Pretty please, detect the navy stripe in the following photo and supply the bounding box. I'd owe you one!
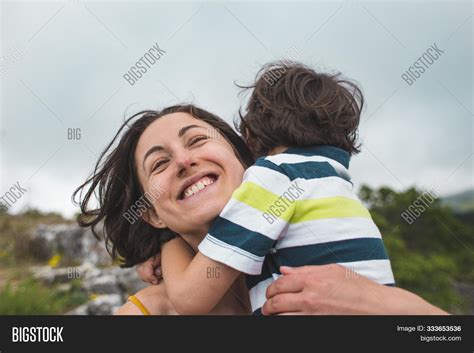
[275,238,389,266]
[246,238,392,310]
[246,237,389,290]
[254,157,287,175]
[279,161,340,181]
[208,217,275,258]
[285,145,350,169]
[254,158,344,183]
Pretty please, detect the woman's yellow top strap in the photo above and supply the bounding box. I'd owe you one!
[127,295,151,315]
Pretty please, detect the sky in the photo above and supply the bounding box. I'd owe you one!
[1,0,473,218]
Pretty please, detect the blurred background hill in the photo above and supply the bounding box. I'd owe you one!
[441,189,474,217]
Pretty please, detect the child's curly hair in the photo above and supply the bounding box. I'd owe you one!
[238,61,364,158]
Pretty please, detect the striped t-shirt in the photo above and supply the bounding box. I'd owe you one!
[198,145,395,314]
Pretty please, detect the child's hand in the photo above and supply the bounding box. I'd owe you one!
[136,254,162,285]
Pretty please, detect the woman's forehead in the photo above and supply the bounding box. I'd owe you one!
[154,112,207,133]
[140,113,211,143]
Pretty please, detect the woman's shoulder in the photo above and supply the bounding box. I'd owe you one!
[115,283,177,315]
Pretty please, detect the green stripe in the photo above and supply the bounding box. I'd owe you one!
[292,197,371,223]
[232,181,294,222]
[233,182,371,223]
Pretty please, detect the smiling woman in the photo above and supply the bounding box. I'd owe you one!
[73,104,254,268]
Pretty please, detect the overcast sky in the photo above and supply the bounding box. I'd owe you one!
[1,0,472,218]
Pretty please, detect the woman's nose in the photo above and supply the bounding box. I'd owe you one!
[176,152,197,177]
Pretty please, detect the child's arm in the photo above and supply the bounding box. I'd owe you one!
[161,236,240,314]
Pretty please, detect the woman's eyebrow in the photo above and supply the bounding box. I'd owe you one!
[142,145,164,170]
[178,124,206,137]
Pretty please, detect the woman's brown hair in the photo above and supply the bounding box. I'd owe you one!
[237,61,364,158]
[72,104,254,268]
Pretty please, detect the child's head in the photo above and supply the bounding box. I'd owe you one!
[238,61,364,158]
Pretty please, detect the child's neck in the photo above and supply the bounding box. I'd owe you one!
[267,146,288,156]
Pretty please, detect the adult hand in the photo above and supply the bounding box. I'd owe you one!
[262,264,448,315]
[136,253,162,285]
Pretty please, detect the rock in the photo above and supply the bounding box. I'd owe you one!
[112,267,147,295]
[65,304,89,316]
[69,261,96,280]
[56,283,72,293]
[27,235,55,260]
[84,275,120,295]
[31,266,71,285]
[29,224,112,266]
[87,294,122,315]
[74,262,103,281]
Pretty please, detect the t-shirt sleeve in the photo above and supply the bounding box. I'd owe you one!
[198,159,295,275]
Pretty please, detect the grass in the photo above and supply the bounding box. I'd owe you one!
[0,277,88,315]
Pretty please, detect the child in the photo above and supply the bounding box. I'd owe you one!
[161,62,395,314]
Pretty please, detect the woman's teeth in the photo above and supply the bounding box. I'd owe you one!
[183,176,215,199]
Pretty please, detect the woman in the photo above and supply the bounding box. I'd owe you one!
[73,104,447,315]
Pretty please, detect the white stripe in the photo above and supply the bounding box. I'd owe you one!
[248,275,280,312]
[290,176,356,201]
[266,153,351,181]
[244,166,355,202]
[277,217,382,249]
[242,164,292,196]
[198,235,264,275]
[220,198,290,241]
[338,259,395,284]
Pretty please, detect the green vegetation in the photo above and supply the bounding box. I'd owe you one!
[0,277,88,315]
[360,186,474,313]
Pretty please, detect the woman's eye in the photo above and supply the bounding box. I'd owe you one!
[151,160,168,172]
[189,136,207,146]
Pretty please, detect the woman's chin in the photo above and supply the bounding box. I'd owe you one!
[191,202,223,222]
[177,199,225,233]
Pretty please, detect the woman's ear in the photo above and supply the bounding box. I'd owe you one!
[142,207,167,229]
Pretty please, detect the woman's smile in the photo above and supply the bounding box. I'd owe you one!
[178,173,219,201]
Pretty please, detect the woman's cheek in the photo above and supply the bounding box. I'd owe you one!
[148,181,163,199]
[146,175,170,208]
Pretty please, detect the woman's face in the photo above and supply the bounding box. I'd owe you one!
[134,112,245,238]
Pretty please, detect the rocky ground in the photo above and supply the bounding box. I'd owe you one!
[27,223,146,315]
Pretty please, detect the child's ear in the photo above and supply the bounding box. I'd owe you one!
[142,208,167,229]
